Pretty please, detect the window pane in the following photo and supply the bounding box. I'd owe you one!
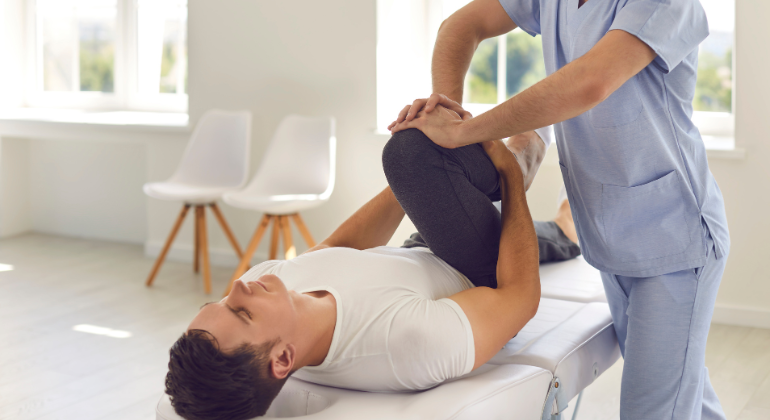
[79,14,116,92]
[41,16,76,91]
[695,0,734,113]
[465,37,498,104]
[505,30,545,99]
[38,0,116,93]
[137,0,188,95]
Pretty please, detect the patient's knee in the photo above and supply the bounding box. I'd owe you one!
[382,129,437,179]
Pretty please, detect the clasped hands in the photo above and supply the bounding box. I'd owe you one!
[387,93,474,149]
[387,93,519,176]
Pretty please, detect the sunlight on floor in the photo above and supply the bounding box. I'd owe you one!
[73,324,132,338]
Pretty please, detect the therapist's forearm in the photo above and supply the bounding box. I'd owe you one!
[458,58,603,145]
[321,187,405,250]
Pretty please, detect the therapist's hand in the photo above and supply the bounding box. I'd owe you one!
[390,105,466,149]
[387,93,472,132]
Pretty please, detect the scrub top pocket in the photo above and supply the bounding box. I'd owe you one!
[601,171,692,262]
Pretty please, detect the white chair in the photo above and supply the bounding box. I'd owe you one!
[222,115,336,296]
[144,109,252,294]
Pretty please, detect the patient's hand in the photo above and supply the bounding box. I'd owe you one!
[505,131,546,191]
[481,140,519,175]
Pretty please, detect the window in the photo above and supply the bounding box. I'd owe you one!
[463,29,545,116]
[26,0,187,112]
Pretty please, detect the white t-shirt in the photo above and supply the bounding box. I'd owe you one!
[239,246,475,392]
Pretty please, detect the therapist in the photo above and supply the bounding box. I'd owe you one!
[389,0,730,419]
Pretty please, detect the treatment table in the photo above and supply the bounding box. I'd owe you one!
[156,256,618,420]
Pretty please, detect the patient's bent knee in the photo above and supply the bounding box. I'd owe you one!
[382,129,438,180]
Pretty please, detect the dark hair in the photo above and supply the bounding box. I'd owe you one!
[165,329,289,420]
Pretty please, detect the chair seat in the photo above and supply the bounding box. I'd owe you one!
[223,190,329,215]
[143,182,239,204]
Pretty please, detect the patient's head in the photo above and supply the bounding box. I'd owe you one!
[165,275,299,420]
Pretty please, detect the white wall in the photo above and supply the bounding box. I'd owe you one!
[27,138,148,243]
[0,137,31,237]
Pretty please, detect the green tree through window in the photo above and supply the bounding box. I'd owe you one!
[465,30,545,105]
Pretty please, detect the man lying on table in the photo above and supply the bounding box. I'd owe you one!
[164,121,580,420]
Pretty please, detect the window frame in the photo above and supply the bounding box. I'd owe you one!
[24,0,187,113]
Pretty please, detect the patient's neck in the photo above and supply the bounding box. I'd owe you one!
[292,290,338,369]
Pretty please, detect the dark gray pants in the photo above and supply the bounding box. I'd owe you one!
[383,129,580,289]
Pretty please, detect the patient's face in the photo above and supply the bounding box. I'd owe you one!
[188,274,296,352]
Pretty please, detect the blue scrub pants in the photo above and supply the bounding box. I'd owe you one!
[601,235,728,420]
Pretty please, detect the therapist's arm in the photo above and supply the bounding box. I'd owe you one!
[302,187,405,255]
[392,30,657,148]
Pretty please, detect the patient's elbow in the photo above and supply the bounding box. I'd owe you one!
[524,281,541,320]
[527,294,540,320]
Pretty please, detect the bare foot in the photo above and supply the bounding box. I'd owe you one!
[553,197,579,244]
[504,131,546,191]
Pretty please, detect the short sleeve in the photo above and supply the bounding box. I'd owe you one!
[388,298,475,390]
[534,125,554,150]
[498,0,541,37]
[609,0,709,73]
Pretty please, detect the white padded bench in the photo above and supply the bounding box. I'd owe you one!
[540,256,606,303]
[158,364,554,420]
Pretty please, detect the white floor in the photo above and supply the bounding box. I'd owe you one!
[1,233,768,420]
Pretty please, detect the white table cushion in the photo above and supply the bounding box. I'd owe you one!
[143,181,239,204]
[156,364,553,420]
[540,256,607,303]
[489,298,620,414]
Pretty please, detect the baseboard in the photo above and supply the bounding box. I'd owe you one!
[712,304,770,329]
[144,241,269,268]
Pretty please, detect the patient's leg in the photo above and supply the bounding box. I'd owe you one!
[383,128,579,288]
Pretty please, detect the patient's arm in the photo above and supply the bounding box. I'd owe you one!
[302,186,406,255]
[448,140,540,369]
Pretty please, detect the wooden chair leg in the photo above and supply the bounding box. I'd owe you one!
[198,206,212,294]
[291,213,316,248]
[209,203,245,259]
[193,206,200,273]
[269,215,281,260]
[280,216,297,260]
[223,214,272,297]
[146,204,191,287]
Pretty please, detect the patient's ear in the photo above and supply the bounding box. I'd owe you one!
[270,343,296,380]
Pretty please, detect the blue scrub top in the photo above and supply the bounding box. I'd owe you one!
[499,0,729,277]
